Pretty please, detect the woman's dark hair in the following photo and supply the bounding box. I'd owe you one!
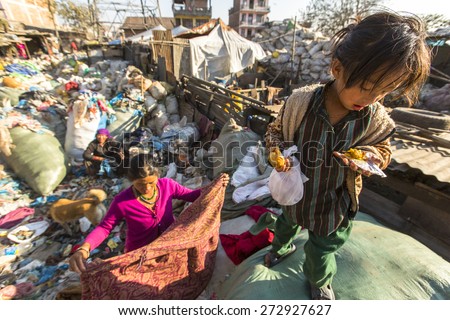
[331,11,431,106]
[127,154,159,181]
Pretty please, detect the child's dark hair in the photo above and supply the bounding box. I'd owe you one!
[127,154,159,181]
[331,11,431,106]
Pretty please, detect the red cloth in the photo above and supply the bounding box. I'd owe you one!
[97,99,108,112]
[220,229,274,265]
[219,206,275,265]
[0,207,34,230]
[64,81,79,92]
[70,42,78,51]
[246,205,274,221]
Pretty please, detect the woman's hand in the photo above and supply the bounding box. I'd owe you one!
[220,173,230,187]
[91,257,103,266]
[69,244,90,274]
[69,250,88,274]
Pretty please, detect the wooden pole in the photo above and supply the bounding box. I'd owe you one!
[42,36,52,56]
[156,0,162,18]
[141,76,146,127]
[24,42,31,59]
[289,16,297,88]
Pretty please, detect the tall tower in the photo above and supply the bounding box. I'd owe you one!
[97,0,161,38]
[172,0,212,28]
[229,0,270,39]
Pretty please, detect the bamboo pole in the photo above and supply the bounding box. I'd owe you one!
[290,15,297,85]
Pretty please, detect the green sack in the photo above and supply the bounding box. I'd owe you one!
[0,87,25,107]
[218,213,450,300]
[34,110,67,147]
[2,127,68,195]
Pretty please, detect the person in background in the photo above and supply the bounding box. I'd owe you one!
[264,11,431,300]
[70,40,78,53]
[16,43,27,59]
[83,128,123,177]
[69,154,229,273]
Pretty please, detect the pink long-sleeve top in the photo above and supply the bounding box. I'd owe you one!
[84,178,201,253]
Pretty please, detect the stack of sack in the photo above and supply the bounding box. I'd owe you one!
[253,19,332,83]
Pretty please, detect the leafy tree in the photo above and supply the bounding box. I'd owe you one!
[56,0,97,34]
[300,0,384,36]
[46,0,59,36]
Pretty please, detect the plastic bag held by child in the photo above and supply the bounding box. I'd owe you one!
[268,146,308,205]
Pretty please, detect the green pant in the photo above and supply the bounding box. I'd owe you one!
[270,210,302,256]
[271,211,353,288]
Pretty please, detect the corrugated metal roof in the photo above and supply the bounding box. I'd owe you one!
[121,17,176,31]
[390,136,450,183]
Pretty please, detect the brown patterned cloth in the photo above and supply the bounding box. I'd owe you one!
[80,175,227,300]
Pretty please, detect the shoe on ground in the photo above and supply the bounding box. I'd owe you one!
[310,283,335,300]
[263,244,296,268]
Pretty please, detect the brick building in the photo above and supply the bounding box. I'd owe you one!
[0,0,55,30]
[172,0,212,29]
[121,16,176,38]
[228,0,270,39]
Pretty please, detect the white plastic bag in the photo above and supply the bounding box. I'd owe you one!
[231,146,260,187]
[268,146,308,206]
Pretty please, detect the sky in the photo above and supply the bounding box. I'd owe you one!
[74,0,449,27]
[157,0,450,23]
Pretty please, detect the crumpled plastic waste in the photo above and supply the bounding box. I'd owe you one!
[107,238,118,250]
[5,64,39,76]
[29,195,60,207]
[34,264,69,285]
[0,207,34,230]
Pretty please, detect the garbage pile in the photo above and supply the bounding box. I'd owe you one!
[0,43,281,299]
[0,52,215,300]
[1,45,446,300]
[253,19,332,83]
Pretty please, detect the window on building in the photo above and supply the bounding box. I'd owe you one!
[247,29,252,38]
[184,19,193,28]
[258,0,265,7]
[256,15,262,23]
[241,13,246,23]
[248,15,253,25]
[176,18,181,26]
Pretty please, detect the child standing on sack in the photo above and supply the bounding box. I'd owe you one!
[264,11,431,300]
